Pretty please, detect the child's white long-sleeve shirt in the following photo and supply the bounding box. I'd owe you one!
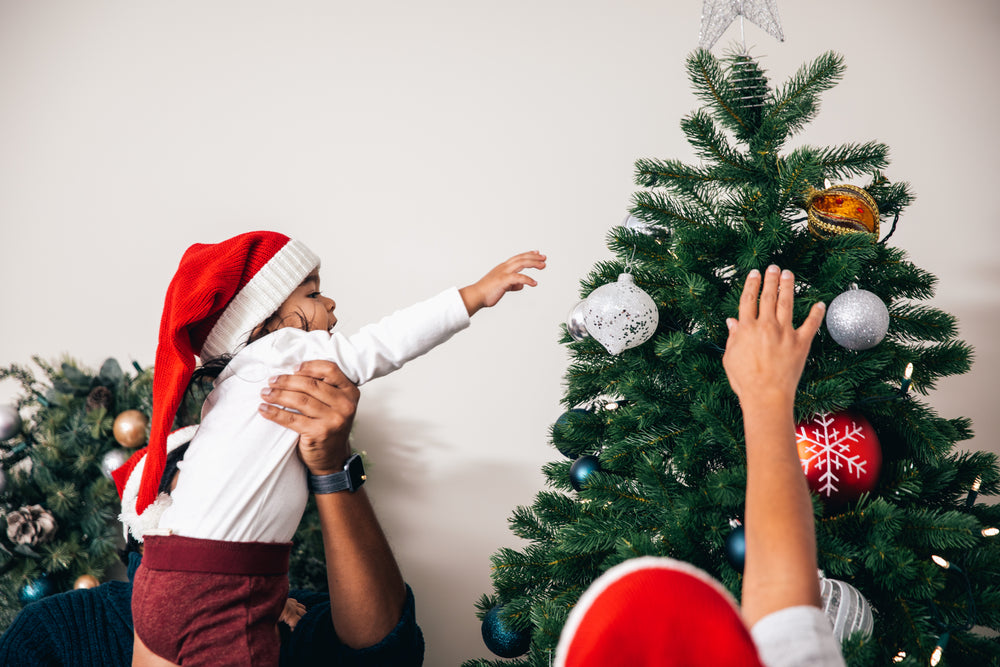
[157,287,470,543]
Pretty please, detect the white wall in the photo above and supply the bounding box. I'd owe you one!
[1,1,997,663]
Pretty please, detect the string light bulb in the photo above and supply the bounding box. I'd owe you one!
[929,632,949,666]
[893,650,906,662]
[900,362,914,394]
[931,554,950,569]
[982,526,999,537]
[967,475,982,507]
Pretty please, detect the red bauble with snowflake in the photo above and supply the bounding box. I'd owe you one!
[795,411,882,505]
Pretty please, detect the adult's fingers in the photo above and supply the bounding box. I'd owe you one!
[257,402,330,432]
[737,268,762,322]
[291,360,357,390]
[261,385,334,417]
[776,269,795,327]
[796,301,826,342]
[757,264,781,320]
[272,361,360,404]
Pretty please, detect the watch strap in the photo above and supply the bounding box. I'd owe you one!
[308,453,365,494]
[308,470,351,494]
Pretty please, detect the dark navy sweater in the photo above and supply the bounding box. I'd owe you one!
[0,553,424,666]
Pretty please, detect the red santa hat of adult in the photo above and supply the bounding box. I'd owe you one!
[554,556,765,667]
[127,231,319,518]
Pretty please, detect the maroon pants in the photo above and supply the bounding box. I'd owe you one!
[133,535,292,666]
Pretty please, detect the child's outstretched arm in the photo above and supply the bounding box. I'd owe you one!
[722,265,825,629]
[459,251,546,316]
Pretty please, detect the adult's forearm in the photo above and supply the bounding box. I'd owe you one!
[740,399,822,628]
[315,489,407,649]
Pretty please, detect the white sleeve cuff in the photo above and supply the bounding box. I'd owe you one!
[751,606,847,667]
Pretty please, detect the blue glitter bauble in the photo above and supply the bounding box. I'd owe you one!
[482,605,530,658]
[18,574,53,605]
[570,455,601,492]
[724,525,746,571]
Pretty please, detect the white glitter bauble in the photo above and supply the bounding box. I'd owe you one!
[566,300,590,342]
[583,274,659,355]
[0,405,22,441]
[100,448,131,479]
[826,286,889,351]
[820,575,874,642]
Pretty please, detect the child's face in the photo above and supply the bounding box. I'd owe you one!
[259,271,337,336]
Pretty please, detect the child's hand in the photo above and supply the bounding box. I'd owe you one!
[279,597,307,631]
[459,251,546,316]
[722,265,825,410]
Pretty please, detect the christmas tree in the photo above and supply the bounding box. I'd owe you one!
[0,357,330,630]
[466,49,1000,667]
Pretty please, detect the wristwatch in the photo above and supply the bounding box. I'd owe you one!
[307,453,366,494]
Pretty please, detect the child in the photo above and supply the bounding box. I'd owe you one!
[124,231,545,666]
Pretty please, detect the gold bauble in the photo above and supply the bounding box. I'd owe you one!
[112,409,149,449]
[74,574,100,589]
[804,184,879,239]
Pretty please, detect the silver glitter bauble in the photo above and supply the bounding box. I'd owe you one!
[826,286,889,351]
[583,273,659,355]
[0,405,22,441]
[100,448,131,479]
[566,300,590,342]
[820,575,874,642]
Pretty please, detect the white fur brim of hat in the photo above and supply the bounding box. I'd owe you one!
[118,424,199,542]
[199,238,319,361]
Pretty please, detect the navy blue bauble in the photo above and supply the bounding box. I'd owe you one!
[570,455,601,492]
[18,574,53,605]
[724,525,746,571]
[482,605,530,658]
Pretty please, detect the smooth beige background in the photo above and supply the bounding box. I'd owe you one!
[1,1,997,663]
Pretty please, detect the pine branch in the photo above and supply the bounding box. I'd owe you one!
[765,51,846,136]
[812,141,891,181]
[680,110,753,173]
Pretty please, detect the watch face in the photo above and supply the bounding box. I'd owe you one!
[346,454,366,491]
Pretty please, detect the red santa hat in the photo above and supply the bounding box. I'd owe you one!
[131,231,319,520]
[554,556,765,667]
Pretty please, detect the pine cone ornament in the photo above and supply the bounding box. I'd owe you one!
[5,504,58,547]
[86,386,114,413]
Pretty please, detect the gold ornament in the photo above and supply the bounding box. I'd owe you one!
[804,184,879,239]
[113,409,149,449]
[74,574,100,589]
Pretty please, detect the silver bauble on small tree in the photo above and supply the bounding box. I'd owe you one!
[100,448,132,479]
[0,404,22,441]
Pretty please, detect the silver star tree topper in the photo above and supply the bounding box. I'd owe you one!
[699,0,784,51]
